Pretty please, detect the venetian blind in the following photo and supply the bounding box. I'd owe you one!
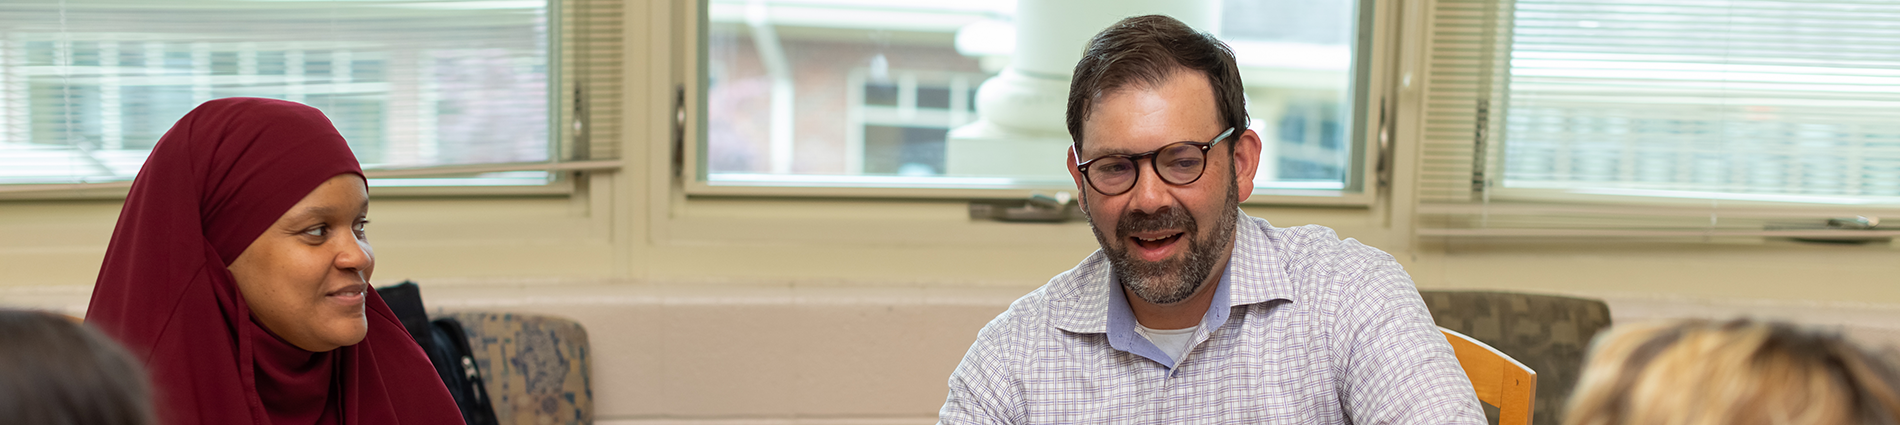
[1414,0,1900,239]
[564,0,624,162]
[0,0,623,188]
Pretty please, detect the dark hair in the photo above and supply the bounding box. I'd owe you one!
[0,309,155,425]
[1066,15,1248,149]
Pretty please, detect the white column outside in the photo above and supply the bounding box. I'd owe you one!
[285,46,305,102]
[944,0,1221,181]
[99,41,123,150]
[0,36,22,146]
[190,42,210,105]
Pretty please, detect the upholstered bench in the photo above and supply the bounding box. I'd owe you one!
[439,311,594,425]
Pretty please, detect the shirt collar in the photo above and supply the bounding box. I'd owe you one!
[1102,262,1232,366]
[1049,210,1299,335]
[1225,212,1299,307]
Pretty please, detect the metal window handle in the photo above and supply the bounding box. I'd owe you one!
[1828,216,1881,230]
[1026,191,1072,210]
[970,192,1083,223]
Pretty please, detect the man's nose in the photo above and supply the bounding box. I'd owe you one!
[1124,159,1173,215]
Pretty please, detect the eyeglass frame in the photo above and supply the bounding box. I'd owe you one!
[1073,127,1237,196]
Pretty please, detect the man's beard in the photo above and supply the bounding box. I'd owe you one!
[1086,171,1240,306]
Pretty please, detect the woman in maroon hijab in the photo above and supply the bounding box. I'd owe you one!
[86,97,465,425]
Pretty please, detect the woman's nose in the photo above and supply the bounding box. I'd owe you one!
[333,238,372,271]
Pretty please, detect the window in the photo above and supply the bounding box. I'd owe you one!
[699,0,1369,197]
[1415,0,1900,238]
[0,0,559,188]
[1500,0,1900,203]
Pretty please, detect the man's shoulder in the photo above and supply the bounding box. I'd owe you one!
[1244,216,1401,276]
[973,254,1101,339]
[1233,216,1412,302]
[985,283,1054,335]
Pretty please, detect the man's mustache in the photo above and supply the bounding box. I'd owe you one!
[1116,206,1197,240]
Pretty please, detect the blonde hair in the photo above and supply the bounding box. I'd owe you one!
[1564,319,1900,425]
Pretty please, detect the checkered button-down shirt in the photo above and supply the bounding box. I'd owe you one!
[940,213,1486,424]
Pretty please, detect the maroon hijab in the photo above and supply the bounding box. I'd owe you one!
[86,98,464,425]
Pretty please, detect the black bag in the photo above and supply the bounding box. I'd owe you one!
[377,281,500,425]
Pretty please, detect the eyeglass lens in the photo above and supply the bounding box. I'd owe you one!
[1087,142,1209,195]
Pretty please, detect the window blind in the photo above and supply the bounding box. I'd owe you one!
[1414,0,1900,239]
[0,0,621,189]
[563,0,624,162]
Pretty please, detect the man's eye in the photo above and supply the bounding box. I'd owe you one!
[1168,157,1203,170]
[1095,161,1135,175]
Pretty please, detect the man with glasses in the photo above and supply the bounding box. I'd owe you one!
[939,15,1485,424]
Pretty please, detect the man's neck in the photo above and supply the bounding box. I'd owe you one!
[1125,254,1231,330]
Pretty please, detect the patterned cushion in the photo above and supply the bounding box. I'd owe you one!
[440,312,593,425]
[1420,291,1612,425]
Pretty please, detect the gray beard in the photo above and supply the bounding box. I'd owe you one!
[1087,174,1240,306]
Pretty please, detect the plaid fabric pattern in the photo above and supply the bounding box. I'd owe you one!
[940,213,1486,424]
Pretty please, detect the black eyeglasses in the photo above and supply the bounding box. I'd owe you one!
[1074,127,1235,196]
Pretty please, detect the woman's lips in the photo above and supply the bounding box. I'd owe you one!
[326,284,367,305]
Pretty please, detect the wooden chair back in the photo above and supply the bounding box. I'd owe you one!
[1443,327,1537,425]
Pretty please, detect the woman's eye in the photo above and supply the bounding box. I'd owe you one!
[301,225,327,238]
[353,220,369,237]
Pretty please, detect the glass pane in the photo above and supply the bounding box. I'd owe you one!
[0,0,552,187]
[1501,0,1900,201]
[704,0,1359,193]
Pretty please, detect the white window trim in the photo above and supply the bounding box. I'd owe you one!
[680,0,1390,208]
[0,0,588,201]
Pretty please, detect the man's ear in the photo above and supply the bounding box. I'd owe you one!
[1066,144,1088,192]
[1066,145,1089,211]
[1231,129,1263,202]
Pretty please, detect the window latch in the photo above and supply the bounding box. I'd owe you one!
[1778,216,1888,244]
[969,192,1084,223]
[1828,216,1881,230]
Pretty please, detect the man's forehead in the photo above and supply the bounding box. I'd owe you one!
[1077,73,1220,157]
[1079,133,1207,158]
[1078,117,1223,157]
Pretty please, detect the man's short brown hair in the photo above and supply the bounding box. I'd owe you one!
[1066,15,1248,149]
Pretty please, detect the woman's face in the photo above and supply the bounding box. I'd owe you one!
[228,174,374,352]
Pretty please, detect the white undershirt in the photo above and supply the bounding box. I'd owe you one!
[1134,323,1202,363]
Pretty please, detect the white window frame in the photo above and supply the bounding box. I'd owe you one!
[680,0,1391,208]
[1468,0,1900,212]
[0,0,607,201]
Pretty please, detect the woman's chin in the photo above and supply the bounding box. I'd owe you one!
[306,320,369,352]
[335,321,369,347]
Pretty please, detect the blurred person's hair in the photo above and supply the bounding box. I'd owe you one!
[0,309,154,425]
[1565,318,1900,425]
[1066,14,1248,150]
